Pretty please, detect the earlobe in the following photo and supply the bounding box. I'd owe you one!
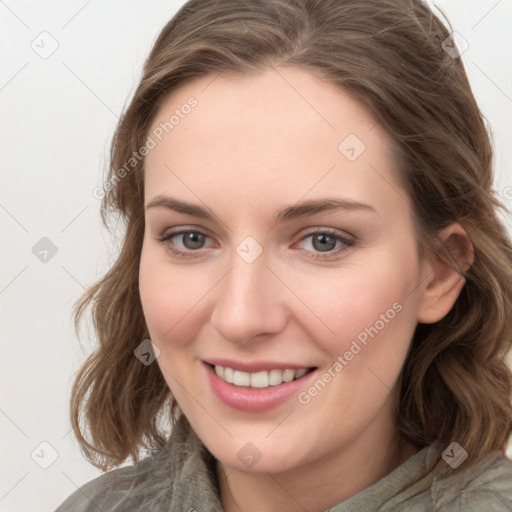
[416,224,474,324]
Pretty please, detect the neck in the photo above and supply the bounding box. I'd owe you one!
[217,412,417,512]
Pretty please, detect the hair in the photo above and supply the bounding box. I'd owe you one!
[71,0,512,472]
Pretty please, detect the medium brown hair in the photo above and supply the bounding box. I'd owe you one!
[71,0,512,471]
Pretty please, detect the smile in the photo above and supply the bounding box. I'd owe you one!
[213,365,312,389]
[204,361,318,413]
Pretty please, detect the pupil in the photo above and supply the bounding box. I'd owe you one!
[313,234,336,252]
[184,232,205,249]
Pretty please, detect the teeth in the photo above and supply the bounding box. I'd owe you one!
[268,369,282,386]
[250,371,268,388]
[213,365,310,389]
[295,368,307,378]
[233,370,250,386]
[224,367,234,384]
[282,369,295,382]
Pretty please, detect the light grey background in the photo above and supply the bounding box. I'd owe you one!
[1,1,511,510]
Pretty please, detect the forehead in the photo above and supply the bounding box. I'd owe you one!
[144,66,405,218]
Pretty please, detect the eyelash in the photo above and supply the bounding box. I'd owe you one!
[157,228,355,260]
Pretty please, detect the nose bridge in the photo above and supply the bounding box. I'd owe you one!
[210,248,286,343]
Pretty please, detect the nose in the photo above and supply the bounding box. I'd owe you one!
[209,250,288,345]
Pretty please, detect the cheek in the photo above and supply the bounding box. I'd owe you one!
[288,262,419,435]
[138,247,207,348]
[290,247,420,361]
[138,248,208,405]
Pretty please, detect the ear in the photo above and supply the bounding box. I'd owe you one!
[416,223,474,324]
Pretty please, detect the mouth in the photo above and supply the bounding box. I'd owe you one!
[202,358,319,412]
[203,361,318,412]
[207,363,316,389]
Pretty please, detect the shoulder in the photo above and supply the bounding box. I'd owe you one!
[54,446,173,512]
[435,452,512,511]
[54,416,210,512]
[381,447,512,512]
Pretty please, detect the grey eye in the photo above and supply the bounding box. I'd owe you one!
[310,233,338,252]
[180,232,207,250]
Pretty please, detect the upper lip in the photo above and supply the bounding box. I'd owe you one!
[203,358,316,373]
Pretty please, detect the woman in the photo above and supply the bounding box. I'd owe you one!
[56,0,512,510]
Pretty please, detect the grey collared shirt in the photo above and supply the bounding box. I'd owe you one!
[55,415,512,511]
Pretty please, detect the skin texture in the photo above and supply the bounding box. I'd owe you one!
[139,66,472,512]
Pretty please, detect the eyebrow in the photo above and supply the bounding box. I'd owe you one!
[144,195,376,223]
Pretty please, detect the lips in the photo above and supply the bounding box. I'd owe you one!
[203,360,318,413]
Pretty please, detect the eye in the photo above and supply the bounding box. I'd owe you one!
[157,227,355,260]
[295,229,355,259]
[157,229,213,257]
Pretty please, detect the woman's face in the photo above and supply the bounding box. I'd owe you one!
[139,66,429,473]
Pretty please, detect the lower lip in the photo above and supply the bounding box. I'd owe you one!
[204,362,317,413]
